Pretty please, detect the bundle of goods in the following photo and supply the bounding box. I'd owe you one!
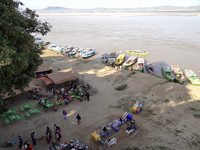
[59,139,88,150]
[131,100,143,114]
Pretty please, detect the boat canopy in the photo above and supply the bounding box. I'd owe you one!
[109,53,116,58]
[171,65,183,74]
[102,53,108,57]
[129,56,137,60]
[162,65,172,72]
[117,54,125,59]
[137,58,144,63]
[184,69,197,77]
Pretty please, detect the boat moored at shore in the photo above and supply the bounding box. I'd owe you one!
[82,49,96,59]
[101,53,109,63]
[114,54,126,66]
[145,61,156,75]
[108,52,116,65]
[123,56,137,67]
[161,65,175,82]
[126,50,148,56]
[135,57,145,72]
[183,69,200,85]
[171,65,185,84]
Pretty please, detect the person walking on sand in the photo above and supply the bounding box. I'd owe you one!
[76,113,81,125]
[86,92,90,101]
[18,135,23,148]
[62,110,67,119]
[52,88,55,96]
[56,131,61,142]
[31,132,37,145]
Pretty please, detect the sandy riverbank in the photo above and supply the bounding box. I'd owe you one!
[0,49,200,149]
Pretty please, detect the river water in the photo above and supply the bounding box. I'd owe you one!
[39,15,200,76]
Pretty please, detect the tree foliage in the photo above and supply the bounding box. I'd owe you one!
[0,0,51,109]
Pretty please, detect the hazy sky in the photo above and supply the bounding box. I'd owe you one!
[19,0,200,9]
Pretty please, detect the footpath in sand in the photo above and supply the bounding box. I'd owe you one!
[0,49,200,150]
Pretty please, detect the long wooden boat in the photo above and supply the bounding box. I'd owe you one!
[108,52,116,65]
[123,56,137,67]
[171,65,185,84]
[145,61,156,75]
[101,53,109,63]
[114,54,126,66]
[126,50,148,56]
[183,69,200,85]
[69,48,79,56]
[48,44,63,53]
[161,65,175,82]
[64,46,73,54]
[77,48,85,56]
[135,58,144,71]
[82,49,95,59]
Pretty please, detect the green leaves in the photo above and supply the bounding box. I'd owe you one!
[0,0,51,107]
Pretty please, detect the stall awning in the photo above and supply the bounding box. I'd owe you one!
[47,68,78,85]
[38,76,53,86]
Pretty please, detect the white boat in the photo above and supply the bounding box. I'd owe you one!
[135,58,144,71]
[82,49,95,59]
[123,56,137,67]
[47,44,63,53]
[69,48,79,56]
[183,69,200,85]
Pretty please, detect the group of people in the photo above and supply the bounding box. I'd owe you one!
[18,135,33,150]
[126,119,138,131]
[18,82,90,149]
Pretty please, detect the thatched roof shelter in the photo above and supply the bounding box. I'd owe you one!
[47,69,78,85]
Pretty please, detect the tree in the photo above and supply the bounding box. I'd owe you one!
[0,0,51,110]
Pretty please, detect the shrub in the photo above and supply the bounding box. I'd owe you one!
[115,84,127,91]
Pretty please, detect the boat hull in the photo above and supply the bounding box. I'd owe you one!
[82,53,95,59]
[123,57,137,67]
[145,63,155,75]
[183,69,200,86]
[161,69,175,82]
[127,50,148,56]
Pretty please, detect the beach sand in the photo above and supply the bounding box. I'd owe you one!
[0,49,200,149]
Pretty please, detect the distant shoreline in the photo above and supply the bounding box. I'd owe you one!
[38,12,200,16]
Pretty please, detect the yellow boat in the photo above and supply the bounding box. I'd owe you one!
[114,54,126,66]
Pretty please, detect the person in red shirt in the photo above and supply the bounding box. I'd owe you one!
[27,144,33,150]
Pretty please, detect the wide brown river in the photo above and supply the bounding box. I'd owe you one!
[39,15,200,76]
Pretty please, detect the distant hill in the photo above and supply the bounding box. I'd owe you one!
[36,5,200,13]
